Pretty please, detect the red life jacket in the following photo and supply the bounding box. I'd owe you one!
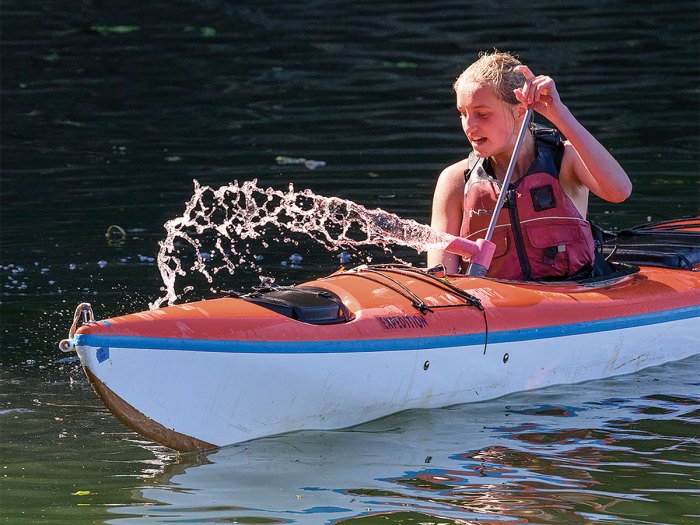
[459,127,595,280]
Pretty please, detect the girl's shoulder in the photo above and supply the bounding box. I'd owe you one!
[440,155,478,181]
[436,157,474,197]
[558,141,591,211]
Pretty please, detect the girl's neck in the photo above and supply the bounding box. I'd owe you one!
[490,130,535,183]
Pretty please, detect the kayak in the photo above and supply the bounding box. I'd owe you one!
[61,217,700,451]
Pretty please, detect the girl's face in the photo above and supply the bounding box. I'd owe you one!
[456,82,521,159]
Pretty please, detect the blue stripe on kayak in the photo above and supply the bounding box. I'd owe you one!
[74,305,699,354]
[488,304,700,344]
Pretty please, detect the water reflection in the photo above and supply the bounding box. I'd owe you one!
[105,356,698,524]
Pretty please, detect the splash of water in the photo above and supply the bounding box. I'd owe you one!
[150,179,457,308]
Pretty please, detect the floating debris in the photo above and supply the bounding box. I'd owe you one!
[383,61,417,68]
[90,25,140,35]
[275,156,326,170]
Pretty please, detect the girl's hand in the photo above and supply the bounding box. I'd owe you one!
[512,65,632,204]
[513,65,563,120]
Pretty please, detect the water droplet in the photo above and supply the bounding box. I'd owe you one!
[303,159,326,170]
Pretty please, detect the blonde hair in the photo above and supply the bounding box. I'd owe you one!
[454,51,523,106]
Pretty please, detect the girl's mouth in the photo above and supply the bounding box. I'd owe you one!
[471,136,487,147]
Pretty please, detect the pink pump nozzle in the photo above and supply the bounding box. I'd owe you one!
[443,236,496,276]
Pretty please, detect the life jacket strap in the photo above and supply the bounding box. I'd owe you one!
[505,187,533,280]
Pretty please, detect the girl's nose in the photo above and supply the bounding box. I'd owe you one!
[463,116,476,134]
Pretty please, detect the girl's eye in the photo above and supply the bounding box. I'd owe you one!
[458,112,488,119]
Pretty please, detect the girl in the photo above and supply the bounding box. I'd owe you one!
[428,51,632,280]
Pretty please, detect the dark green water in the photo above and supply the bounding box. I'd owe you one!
[1,1,698,523]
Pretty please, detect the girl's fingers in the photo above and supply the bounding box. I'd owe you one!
[530,76,556,105]
[515,67,558,110]
[514,66,532,104]
[514,65,535,80]
[532,76,553,91]
[531,77,546,103]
